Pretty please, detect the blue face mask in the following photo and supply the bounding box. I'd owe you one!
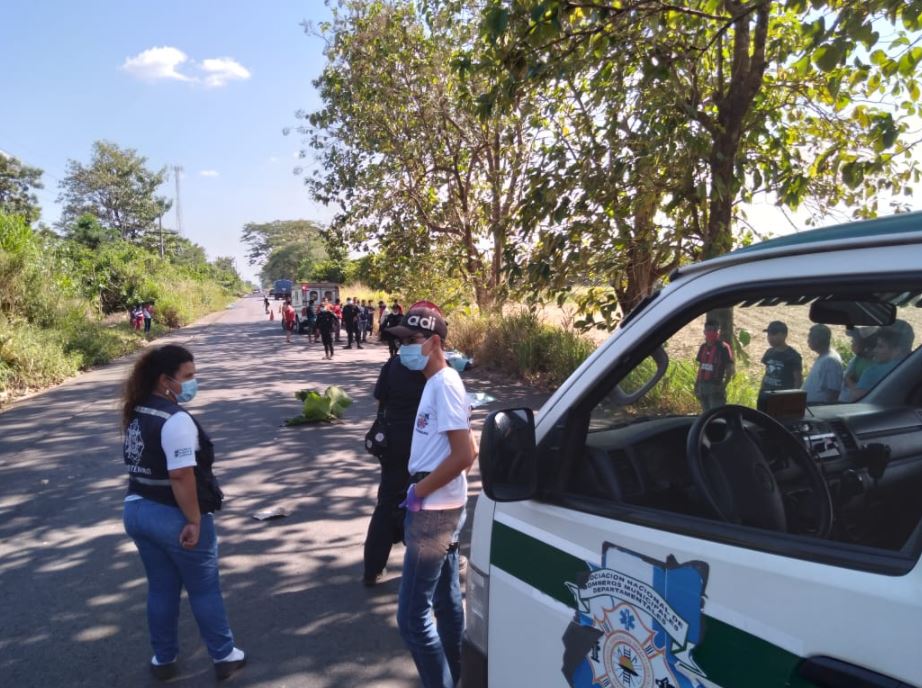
[170,377,198,403]
[398,343,429,371]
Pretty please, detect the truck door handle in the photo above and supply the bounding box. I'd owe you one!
[797,656,912,688]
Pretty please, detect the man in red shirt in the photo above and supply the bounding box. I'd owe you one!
[695,319,734,411]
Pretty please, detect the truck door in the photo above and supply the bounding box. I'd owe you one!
[482,284,922,687]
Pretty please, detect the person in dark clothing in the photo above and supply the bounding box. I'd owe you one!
[357,300,369,345]
[381,304,403,357]
[363,354,427,585]
[316,305,337,360]
[342,299,362,349]
[303,299,317,341]
[360,300,373,343]
[759,320,803,396]
[263,296,270,314]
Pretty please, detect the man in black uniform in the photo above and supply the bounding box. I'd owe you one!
[363,353,427,585]
[342,298,362,349]
[317,305,337,360]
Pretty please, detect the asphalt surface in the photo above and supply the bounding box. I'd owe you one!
[0,295,548,687]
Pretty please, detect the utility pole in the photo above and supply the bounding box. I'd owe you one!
[158,213,164,258]
[172,165,184,235]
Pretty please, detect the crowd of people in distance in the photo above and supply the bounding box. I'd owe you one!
[267,294,406,357]
[128,303,155,335]
[695,317,916,410]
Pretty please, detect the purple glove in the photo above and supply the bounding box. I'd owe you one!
[400,483,423,512]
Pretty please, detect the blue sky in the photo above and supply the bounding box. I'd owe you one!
[1,0,333,282]
[4,3,921,284]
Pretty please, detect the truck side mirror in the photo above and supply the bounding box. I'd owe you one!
[480,408,537,502]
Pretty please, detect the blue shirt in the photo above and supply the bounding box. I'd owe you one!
[855,359,900,391]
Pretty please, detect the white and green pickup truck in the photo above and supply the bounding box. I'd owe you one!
[464,213,922,688]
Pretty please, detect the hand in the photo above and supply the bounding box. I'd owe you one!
[400,483,423,513]
[179,522,200,549]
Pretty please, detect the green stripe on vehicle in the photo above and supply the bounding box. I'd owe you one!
[491,521,591,608]
[490,520,815,688]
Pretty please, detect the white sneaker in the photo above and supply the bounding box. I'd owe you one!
[214,647,246,680]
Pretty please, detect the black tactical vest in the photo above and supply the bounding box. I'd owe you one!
[124,395,223,513]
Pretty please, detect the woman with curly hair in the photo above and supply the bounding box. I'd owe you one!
[120,344,245,681]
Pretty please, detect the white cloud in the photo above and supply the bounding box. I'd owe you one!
[199,169,220,177]
[121,46,192,82]
[268,156,280,163]
[199,57,251,87]
[121,48,251,88]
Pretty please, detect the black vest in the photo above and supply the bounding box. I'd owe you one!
[124,396,223,513]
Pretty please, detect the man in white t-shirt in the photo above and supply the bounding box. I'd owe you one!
[387,301,475,688]
[803,324,844,403]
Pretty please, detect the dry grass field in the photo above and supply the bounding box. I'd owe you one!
[532,299,922,379]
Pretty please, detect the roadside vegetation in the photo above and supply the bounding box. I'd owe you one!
[0,143,245,405]
[296,0,922,333]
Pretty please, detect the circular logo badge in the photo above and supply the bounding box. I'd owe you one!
[602,630,653,688]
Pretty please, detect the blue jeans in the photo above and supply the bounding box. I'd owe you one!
[397,507,465,688]
[123,499,235,663]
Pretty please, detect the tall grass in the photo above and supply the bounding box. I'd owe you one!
[450,310,597,388]
[0,211,241,405]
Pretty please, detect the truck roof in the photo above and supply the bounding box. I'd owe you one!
[673,211,922,279]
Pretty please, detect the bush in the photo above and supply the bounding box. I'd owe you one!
[452,310,597,389]
[63,321,143,367]
[448,313,489,359]
[0,209,242,405]
[0,316,83,400]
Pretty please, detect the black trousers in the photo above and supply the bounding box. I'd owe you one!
[321,331,334,357]
[363,446,410,577]
[346,324,357,346]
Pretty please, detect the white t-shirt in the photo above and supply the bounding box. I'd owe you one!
[162,411,199,471]
[409,367,471,509]
[803,350,844,403]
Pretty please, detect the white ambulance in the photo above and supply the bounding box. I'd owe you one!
[463,214,922,688]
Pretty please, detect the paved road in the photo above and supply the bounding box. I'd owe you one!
[0,295,547,687]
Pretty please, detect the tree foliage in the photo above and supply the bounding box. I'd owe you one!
[0,153,44,224]
[240,219,330,284]
[57,141,171,241]
[475,0,922,327]
[302,0,542,311]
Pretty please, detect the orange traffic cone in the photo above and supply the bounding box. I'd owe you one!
[269,309,275,321]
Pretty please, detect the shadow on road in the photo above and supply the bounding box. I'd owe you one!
[0,297,549,687]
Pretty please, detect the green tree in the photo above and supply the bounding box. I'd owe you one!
[57,141,171,242]
[302,0,540,311]
[210,256,245,291]
[260,241,327,283]
[0,153,44,224]
[240,219,327,265]
[65,213,120,249]
[478,0,922,327]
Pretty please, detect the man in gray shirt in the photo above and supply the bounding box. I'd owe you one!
[803,324,843,403]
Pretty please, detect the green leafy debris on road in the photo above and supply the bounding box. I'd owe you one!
[286,385,353,425]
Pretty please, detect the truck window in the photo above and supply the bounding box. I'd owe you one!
[553,284,922,572]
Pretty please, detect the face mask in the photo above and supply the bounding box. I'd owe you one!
[398,343,429,371]
[169,377,198,403]
[704,331,719,345]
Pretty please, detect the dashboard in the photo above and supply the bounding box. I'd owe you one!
[582,405,922,541]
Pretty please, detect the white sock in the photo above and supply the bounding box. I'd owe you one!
[215,647,245,664]
[151,655,176,666]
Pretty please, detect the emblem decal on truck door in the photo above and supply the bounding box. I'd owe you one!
[562,543,711,688]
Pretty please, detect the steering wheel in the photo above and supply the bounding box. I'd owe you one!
[686,405,833,537]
